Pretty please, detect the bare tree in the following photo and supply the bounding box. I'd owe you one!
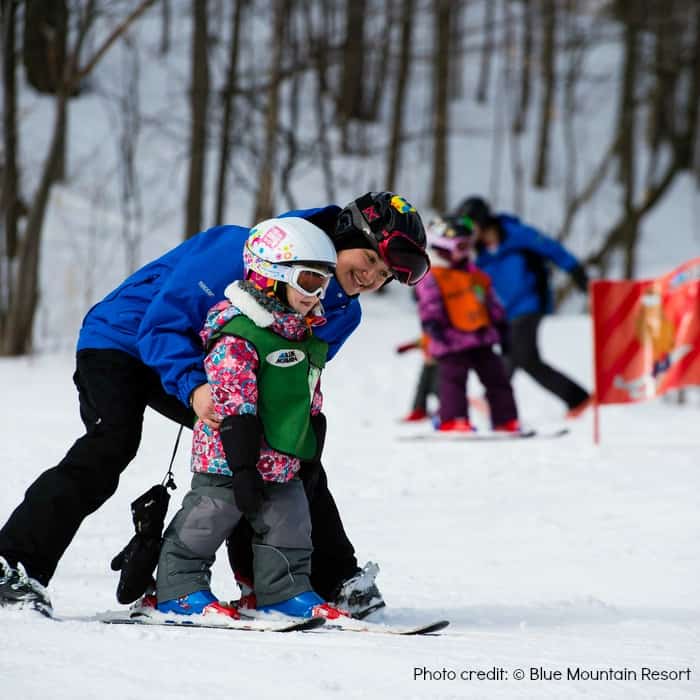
[117,38,143,274]
[533,0,556,188]
[22,0,68,94]
[160,0,170,55]
[512,0,534,134]
[304,0,336,204]
[338,0,366,150]
[386,0,415,191]
[615,2,641,277]
[475,0,495,103]
[214,0,247,224]
[253,0,290,222]
[184,0,209,239]
[0,0,157,356]
[430,0,451,212]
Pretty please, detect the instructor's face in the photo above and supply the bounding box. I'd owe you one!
[335,249,392,295]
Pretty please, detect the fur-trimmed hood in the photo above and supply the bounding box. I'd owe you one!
[199,280,315,348]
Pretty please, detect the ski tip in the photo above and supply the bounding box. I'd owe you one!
[277,616,327,632]
[403,619,450,635]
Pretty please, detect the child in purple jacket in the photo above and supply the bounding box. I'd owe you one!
[415,219,520,433]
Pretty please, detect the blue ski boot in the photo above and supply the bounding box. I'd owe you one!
[258,591,347,620]
[157,589,239,619]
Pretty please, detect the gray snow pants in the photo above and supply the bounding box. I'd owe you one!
[156,473,312,607]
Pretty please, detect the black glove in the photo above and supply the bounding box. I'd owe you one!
[110,484,171,604]
[219,413,265,516]
[422,320,446,343]
[569,264,589,292]
[232,468,266,516]
[110,535,160,604]
[299,412,327,497]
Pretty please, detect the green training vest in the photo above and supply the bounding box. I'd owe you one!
[211,314,328,459]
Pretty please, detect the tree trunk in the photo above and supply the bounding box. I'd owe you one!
[22,0,68,94]
[184,0,209,239]
[512,0,533,134]
[533,0,556,188]
[617,7,641,278]
[1,0,19,266]
[366,0,393,121]
[0,0,158,355]
[160,0,170,55]
[214,0,246,224]
[385,0,415,191]
[475,0,495,103]
[338,0,366,150]
[303,1,336,204]
[2,92,67,355]
[679,5,700,170]
[253,0,289,223]
[430,0,451,212]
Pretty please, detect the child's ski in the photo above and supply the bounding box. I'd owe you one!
[324,618,450,636]
[97,609,324,633]
[398,427,569,442]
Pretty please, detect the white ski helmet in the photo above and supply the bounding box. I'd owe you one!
[243,217,337,293]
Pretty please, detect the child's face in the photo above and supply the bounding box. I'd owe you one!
[286,286,322,316]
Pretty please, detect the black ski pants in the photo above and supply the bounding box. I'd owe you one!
[0,349,194,585]
[0,349,359,592]
[505,313,589,410]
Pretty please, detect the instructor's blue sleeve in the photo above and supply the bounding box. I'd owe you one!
[136,232,247,406]
[507,223,581,272]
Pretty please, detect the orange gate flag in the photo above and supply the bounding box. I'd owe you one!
[591,257,700,405]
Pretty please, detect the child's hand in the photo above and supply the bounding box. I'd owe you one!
[190,384,222,429]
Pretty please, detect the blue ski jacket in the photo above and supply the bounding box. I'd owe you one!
[77,206,361,407]
[475,214,581,321]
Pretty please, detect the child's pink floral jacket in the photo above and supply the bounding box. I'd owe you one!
[191,281,323,482]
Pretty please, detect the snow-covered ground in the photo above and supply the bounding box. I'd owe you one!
[1,289,698,700]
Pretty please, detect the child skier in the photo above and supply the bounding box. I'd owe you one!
[397,333,439,422]
[415,218,520,433]
[155,217,347,621]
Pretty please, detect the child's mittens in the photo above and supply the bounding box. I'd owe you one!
[232,468,266,516]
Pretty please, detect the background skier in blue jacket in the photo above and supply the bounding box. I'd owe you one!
[0,192,429,618]
[454,196,592,417]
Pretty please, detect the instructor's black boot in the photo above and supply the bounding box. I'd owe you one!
[331,561,385,619]
[0,556,53,617]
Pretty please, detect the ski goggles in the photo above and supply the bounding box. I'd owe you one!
[376,231,431,285]
[345,201,430,286]
[278,264,334,299]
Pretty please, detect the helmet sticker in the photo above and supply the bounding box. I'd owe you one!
[390,195,416,214]
[362,205,380,222]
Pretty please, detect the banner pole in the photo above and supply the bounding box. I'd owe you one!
[590,280,601,445]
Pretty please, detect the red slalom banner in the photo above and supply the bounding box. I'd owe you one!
[591,257,700,410]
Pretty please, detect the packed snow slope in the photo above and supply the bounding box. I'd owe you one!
[1,288,698,700]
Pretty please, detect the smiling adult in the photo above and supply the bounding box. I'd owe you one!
[0,191,429,619]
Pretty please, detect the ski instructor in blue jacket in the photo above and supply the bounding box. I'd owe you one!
[0,192,430,618]
[454,196,591,417]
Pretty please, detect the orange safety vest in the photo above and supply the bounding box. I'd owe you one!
[431,267,491,332]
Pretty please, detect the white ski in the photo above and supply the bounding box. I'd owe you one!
[324,617,450,636]
[398,426,569,442]
[97,608,325,633]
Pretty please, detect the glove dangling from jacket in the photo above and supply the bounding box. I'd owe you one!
[110,483,172,604]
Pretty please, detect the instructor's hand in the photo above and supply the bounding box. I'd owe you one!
[190,384,222,429]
